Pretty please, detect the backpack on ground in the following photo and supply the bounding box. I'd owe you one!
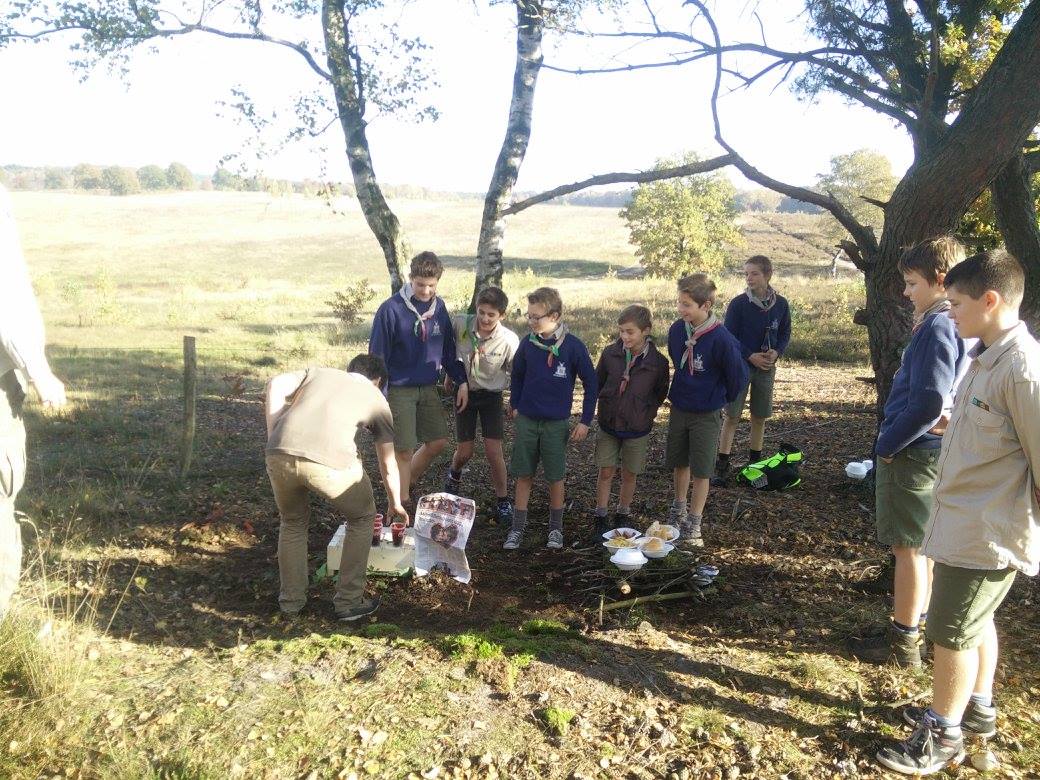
[736,443,803,491]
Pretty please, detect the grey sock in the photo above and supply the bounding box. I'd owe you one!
[549,507,564,532]
[511,509,528,534]
[672,499,687,512]
[616,505,631,516]
[594,507,608,517]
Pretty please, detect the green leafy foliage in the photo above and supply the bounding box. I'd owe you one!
[620,152,742,277]
[327,279,376,326]
[101,166,141,196]
[136,165,168,190]
[72,163,104,190]
[814,149,897,241]
[166,162,195,190]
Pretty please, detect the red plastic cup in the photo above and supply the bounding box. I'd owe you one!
[371,517,383,547]
[390,522,406,547]
[376,513,386,527]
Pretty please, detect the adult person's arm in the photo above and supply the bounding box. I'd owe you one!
[0,184,66,408]
[374,440,409,524]
[264,371,306,438]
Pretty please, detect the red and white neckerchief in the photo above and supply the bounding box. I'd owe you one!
[462,315,497,371]
[679,314,721,375]
[400,284,439,342]
[619,339,651,394]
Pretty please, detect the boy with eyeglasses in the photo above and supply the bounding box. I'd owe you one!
[504,287,598,550]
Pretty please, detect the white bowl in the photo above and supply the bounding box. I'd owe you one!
[861,459,874,471]
[645,523,680,543]
[610,548,647,570]
[641,542,674,559]
[602,527,641,541]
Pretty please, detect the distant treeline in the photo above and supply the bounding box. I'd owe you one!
[1,164,823,214]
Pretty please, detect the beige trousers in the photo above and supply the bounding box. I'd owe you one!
[0,371,27,619]
[264,452,376,614]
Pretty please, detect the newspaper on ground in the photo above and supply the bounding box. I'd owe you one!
[413,492,476,584]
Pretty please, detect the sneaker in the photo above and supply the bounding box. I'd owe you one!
[336,596,381,622]
[546,529,564,549]
[503,529,524,550]
[443,469,462,495]
[875,717,965,775]
[710,458,731,487]
[591,511,610,538]
[495,500,514,526]
[848,624,922,668]
[903,701,996,738]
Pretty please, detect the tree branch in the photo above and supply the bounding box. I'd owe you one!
[686,0,878,265]
[1025,150,1040,178]
[500,154,737,216]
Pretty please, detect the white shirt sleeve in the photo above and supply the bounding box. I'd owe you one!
[0,184,52,386]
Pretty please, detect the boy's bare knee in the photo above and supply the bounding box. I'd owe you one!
[598,466,615,480]
[426,438,447,455]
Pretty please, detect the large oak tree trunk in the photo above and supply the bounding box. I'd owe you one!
[858,1,1040,409]
[324,0,407,293]
[991,152,1040,329]
[470,0,544,308]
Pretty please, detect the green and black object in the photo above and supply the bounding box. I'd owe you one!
[736,443,803,491]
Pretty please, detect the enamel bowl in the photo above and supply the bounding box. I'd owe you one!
[610,547,647,571]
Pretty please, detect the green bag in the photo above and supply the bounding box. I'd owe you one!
[736,443,803,491]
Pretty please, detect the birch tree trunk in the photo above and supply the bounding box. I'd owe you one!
[324,0,407,293]
[992,152,1040,329]
[470,0,544,308]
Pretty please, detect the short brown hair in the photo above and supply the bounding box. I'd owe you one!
[409,250,443,280]
[745,255,773,279]
[677,273,717,306]
[527,286,563,316]
[944,249,1024,306]
[476,286,509,315]
[347,354,388,389]
[898,236,965,285]
[618,304,652,331]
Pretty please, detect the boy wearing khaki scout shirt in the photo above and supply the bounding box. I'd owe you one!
[443,286,520,524]
[876,250,1040,775]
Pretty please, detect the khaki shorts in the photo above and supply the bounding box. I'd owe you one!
[926,563,1017,651]
[874,447,939,547]
[510,415,569,482]
[387,384,448,452]
[725,366,776,420]
[665,408,722,479]
[594,430,651,475]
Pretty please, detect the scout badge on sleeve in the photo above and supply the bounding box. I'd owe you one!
[736,443,803,491]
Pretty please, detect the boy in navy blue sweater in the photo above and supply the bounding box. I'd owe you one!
[666,274,748,543]
[505,287,598,550]
[849,236,968,667]
[715,255,791,484]
[369,251,469,506]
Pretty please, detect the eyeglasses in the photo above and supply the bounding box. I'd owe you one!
[526,313,555,321]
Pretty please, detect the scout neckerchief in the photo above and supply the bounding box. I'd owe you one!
[528,323,568,368]
[462,315,497,371]
[399,284,439,342]
[619,338,651,394]
[746,286,777,312]
[912,298,951,334]
[679,314,721,375]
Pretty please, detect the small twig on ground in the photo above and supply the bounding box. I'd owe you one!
[602,591,697,612]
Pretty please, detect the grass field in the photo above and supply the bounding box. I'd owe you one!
[7,192,1037,779]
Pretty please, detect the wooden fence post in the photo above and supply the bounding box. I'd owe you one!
[178,336,197,480]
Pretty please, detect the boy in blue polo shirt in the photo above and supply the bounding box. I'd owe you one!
[666,274,748,543]
[714,255,791,484]
[505,287,598,550]
[369,251,469,507]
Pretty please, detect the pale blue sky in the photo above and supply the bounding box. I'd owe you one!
[0,0,913,192]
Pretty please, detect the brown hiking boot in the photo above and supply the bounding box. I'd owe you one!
[848,624,922,667]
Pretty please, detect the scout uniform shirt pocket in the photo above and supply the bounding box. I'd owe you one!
[965,400,1012,458]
